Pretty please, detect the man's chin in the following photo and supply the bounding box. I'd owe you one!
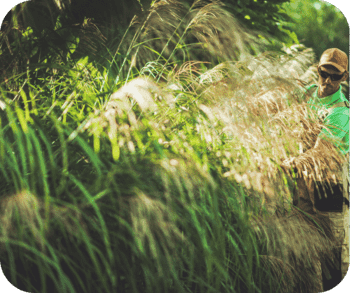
[320,88,338,97]
[318,87,330,97]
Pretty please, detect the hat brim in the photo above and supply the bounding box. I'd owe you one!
[319,62,347,74]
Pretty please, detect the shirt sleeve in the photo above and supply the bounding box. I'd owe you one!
[320,107,349,141]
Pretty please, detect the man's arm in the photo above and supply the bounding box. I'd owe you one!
[281,137,345,180]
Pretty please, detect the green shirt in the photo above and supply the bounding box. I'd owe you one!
[306,84,349,154]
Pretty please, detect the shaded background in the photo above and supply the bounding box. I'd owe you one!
[0,0,348,106]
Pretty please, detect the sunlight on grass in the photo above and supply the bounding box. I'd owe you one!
[0,1,347,293]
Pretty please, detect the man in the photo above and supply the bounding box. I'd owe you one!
[282,48,349,290]
[288,48,349,154]
[283,48,349,209]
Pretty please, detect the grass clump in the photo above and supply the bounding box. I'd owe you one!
[0,1,347,292]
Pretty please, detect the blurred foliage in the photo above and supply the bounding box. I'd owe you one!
[1,0,347,103]
[212,0,294,43]
[2,0,348,77]
[165,0,294,43]
[0,0,294,80]
[282,0,349,60]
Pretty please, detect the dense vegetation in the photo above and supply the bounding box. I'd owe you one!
[0,1,348,292]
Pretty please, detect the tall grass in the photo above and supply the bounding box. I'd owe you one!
[0,1,347,292]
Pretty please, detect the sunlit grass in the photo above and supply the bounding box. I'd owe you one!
[0,1,347,293]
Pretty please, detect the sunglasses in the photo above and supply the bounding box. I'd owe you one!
[318,69,344,81]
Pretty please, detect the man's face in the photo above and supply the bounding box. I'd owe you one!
[317,65,348,98]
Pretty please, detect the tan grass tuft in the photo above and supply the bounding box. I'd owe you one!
[0,190,88,253]
[0,190,45,249]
